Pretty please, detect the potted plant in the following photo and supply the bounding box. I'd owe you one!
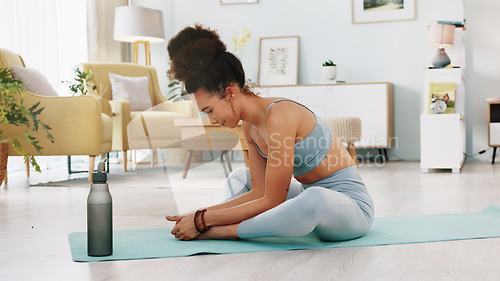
[165,69,189,102]
[63,68,97,96]
[322,59,337,81]
[0,68,54,184]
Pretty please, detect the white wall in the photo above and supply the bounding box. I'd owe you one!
[134,0,500,162]
[464,0,500,162]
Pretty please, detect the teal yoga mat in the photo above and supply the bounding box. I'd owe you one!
[69,206,500,262]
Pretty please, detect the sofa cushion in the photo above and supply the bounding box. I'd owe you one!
[108,73,152,111]
[11,66,59,97]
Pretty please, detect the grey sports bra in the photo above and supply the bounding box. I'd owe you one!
[250,99,333,177]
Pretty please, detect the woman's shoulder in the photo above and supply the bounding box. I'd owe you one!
[265,99,308,122]
[264,100,303,133]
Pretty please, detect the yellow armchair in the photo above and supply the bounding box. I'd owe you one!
[0,48,112,181]
[78,62,198,171]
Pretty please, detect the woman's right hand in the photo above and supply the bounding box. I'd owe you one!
[165,210,195,224]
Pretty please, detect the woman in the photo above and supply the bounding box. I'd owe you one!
[165,25,373,241]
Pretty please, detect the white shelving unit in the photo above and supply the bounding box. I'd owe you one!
[420,27,466,173]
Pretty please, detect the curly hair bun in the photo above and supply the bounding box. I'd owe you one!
[168,25,227,82]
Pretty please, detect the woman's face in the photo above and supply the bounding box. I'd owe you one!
[192,88,238,128]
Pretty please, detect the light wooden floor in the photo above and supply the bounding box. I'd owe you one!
[1,160,500,281]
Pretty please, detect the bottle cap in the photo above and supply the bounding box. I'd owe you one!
[92,158,108,183]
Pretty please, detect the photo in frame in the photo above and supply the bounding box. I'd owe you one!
[220,0,258,5]
[428,82,456,114]
[352,0,416,24]
[258,36,299,86]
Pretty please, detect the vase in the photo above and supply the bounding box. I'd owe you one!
[322,66,337,81]
[0,141,8,185]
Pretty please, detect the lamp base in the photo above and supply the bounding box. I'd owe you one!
[431,48,451,68]
[133,41,151,66]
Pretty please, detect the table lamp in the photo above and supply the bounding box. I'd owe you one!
[428,23,455,68]
[113,6,165,65]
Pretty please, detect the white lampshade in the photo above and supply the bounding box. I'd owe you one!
[428,23,455,46]
[114,6,165,43]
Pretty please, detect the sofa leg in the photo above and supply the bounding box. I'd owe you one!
[88,156,95,182]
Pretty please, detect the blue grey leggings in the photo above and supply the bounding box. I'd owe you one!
[223,167,374,242]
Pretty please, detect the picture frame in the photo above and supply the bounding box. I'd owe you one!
[352,0,416,24]
[220,0,258,5]
[428,82,456,114]
[258,36,299,86]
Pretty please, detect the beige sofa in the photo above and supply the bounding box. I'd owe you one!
[0,48,113,181]
[78,62,198,171]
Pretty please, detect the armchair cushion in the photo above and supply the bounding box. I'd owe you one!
[11,66,58,97]
[108,73,152,111]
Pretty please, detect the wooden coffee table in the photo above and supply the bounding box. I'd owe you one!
[174,118,249,179]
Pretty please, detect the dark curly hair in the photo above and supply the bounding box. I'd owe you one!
[167,24,253,97]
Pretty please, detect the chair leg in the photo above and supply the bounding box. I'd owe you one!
[123,150,128,172]
[88,156,95,182]
[182,150,194,179]
[222,150,233,172]
[25,160,30,178]
[347,143,359,167]
[100,154,107,171]
[151,149,158,167]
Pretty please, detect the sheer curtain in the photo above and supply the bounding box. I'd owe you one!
[0,0,88,96]
[87,0,129,62]
[0,0,88,171]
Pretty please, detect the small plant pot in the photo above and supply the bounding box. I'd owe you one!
[322,66,337,81]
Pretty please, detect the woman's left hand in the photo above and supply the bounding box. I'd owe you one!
[165,213,199,241]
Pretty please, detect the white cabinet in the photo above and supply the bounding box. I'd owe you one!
[262,82,394,149]
[420,114,465,173]
[420,68,466,173]
[324,83,393,148]
[262,85,327,117]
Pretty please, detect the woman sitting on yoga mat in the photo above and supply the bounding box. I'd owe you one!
[165,25,374,241]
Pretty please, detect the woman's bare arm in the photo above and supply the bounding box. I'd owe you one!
[203,106,296,227]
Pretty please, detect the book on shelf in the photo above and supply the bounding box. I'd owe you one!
[486,97,500,102]
[429,20,466,30]
[426,66,461,70]
[428,82,456,114]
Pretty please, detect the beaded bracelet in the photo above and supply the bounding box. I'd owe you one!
[193,209,210,233]
[200,209,211,232]
[193,210,204,233]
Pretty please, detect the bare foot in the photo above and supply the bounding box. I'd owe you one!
[196,224,240,241]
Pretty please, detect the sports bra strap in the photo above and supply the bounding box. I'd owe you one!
[265,99,293,116]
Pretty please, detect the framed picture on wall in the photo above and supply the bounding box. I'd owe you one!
[220,0,258,5]
[352,0,416,24]
[258,36,299,86]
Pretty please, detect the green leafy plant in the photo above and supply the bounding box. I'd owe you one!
[63,68,97,96]
[165,69,189,102]
[322,59,337,67]
[0,68,54,172]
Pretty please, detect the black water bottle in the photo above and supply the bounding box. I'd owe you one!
[87,158,113,256]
